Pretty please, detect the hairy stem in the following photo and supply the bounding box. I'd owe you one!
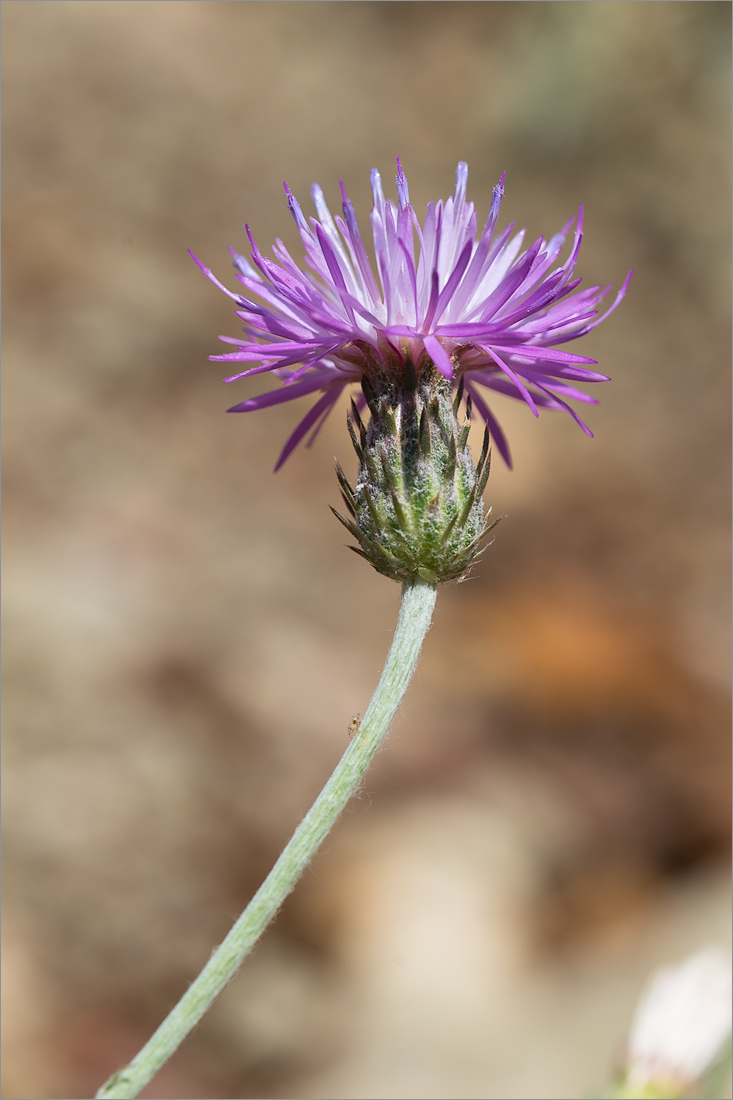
[96,579,438,1099]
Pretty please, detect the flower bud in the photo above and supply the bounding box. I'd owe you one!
[331,364,500,584]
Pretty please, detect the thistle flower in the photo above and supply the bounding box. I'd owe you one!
[192,160,630,469]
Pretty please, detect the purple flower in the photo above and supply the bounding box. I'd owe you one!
[192,160,630,469]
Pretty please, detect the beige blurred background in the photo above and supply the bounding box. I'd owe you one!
[2,3,731,1098]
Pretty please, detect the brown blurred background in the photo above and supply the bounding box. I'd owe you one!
[2,3,731,1098]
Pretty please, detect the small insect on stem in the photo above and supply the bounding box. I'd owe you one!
[347,714,362,737]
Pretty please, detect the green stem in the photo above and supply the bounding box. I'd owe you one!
[96,579,438,1100]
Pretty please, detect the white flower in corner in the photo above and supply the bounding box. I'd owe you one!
[624,948,733,1098]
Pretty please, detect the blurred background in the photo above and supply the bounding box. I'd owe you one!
[2,2,731,1098]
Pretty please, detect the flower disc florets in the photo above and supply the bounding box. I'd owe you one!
[192,159,630,469]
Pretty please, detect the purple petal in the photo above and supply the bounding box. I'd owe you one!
[423,334,454,380]
[210,340,335,362]
[473,237,544,322]
[395,157,410,210]
[284,183,309,234]
[274,385,345,470]
[535,382,594,436]
[454,162,469,210]
[223,361,280,384]
[339,184,381,303]
[489,344,598,366]
[479,344,539,416]
[227,372,336,413]
[463,380,512,468]
[431,240,474,327]
[421,269,441,333]
[468,371,594,409]
[189,251,244,302]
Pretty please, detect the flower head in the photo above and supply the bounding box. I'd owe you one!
[620,948,733,1099]
[192,160,630,469]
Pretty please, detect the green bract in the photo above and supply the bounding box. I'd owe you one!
[333,363,500,584]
